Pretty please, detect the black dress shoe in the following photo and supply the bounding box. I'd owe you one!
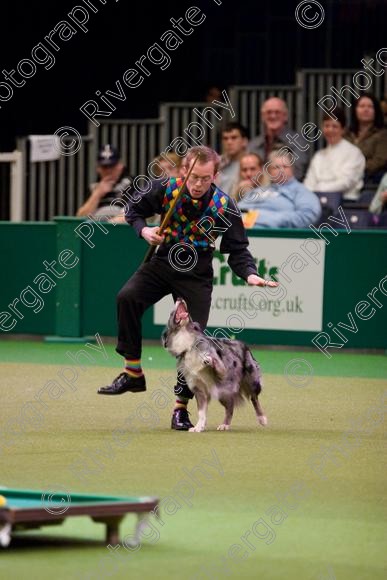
[98,373,146,395]
[171,408,194,430]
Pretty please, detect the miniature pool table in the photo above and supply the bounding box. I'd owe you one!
[0,488,159,548]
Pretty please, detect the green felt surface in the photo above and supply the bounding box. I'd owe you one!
[0,342,386,579]
[0,489,149,509]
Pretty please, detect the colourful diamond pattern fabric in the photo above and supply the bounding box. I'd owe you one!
[162,178,228,248]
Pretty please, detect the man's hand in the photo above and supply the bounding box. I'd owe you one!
[141,226,165,246]
[247,274,279,287]
[93,163,125,199]
[93,176,116,199]
[238,179,255,192]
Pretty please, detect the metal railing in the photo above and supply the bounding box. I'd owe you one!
[0,151,24,221]
[228,85,303,136]
[16,135,93,221]
[159,102,228,151]
[298,68,387,131]
[88,118,164,178]
[8,68,387,221]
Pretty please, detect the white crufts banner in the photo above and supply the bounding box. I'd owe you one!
[154,237,326,332]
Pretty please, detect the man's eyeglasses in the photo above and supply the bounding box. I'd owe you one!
[188,174,212,184]
[263,110,284,116]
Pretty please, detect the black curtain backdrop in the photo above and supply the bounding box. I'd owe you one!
[1,0,386,150]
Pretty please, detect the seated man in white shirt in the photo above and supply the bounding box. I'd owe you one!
[238,148,321,228]
[304,108,366,201]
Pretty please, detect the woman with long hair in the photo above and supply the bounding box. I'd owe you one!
[346,93,387,181]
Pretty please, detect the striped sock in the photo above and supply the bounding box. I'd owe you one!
[174,397,189,410]
[124,358,143,378]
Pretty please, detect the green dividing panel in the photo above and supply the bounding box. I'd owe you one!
[319,228,386,348]
[54,217,149,338]
[0,222,56,335]
[0,220,386,350]
[79,220,149,337]
[54,217,83,337]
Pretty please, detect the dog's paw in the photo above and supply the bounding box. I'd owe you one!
[217,424,230,431]
[189,425,205,433]
[258,415,268,426]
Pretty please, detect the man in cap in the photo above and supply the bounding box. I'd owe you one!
[77,144,132,220]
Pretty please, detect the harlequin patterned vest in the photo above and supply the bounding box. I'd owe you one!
[162,178,228,249]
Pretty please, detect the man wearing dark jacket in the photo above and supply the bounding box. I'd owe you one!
[98,145,278,430]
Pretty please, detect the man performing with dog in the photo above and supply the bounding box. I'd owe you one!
[97,145,278,430]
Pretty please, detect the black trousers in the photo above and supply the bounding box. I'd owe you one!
[116,254,213,399]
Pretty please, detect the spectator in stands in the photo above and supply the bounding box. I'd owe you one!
[151,152,183,179]
[144,152,185,226]
[204,85,223,103]
[231,152,268,200]
[381,95,387,127]
[248,97,309,180]
[179,155,188,177]
[346,93,387,182]
[304,108,366,201]
[76,145,132,219]
[238,148,321,228]
[369,172,387,217]
[216,122,249,195]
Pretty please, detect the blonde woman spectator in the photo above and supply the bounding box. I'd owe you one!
[151,152,183,179]
[110,152,183,224]
[142,152,184,226]
[304,108,365,201]
[110,152,184,225]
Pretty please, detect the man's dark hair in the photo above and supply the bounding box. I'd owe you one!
[322,107,347,128]
[222,122,249,139]
[350,92,385,133]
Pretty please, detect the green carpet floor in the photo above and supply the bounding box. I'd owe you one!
[0,341,386,580]
[1,338,387,378]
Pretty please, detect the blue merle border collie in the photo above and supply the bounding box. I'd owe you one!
[162,298,267,432]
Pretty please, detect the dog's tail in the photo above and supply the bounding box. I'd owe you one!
[243,349,267,426]
[243,348,263,395]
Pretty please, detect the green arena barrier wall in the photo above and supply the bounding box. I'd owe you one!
[0,218,386,351]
